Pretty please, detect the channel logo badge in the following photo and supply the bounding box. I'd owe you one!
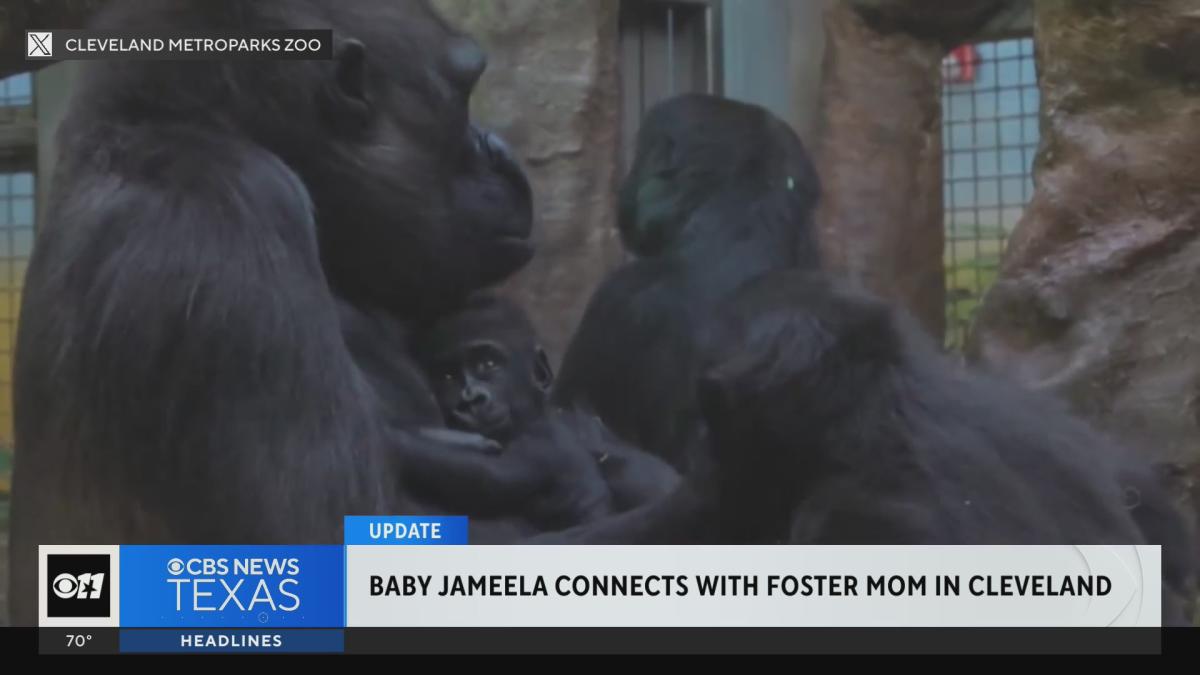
[39,545,121,627]
[26,31,53,59]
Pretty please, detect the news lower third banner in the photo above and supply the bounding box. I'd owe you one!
[36,517,1166,654]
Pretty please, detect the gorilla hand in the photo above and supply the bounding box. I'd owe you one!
[416,427,503,455]
[395,428,534,512]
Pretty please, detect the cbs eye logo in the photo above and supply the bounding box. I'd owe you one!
[46,554,112,618]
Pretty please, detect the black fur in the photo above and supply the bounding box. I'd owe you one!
[8,0,534,625]
[696,270,1199,626]
[406,295,681,541]
[553,94,821,471]
[340,302,443,429]
[403,409,681,542]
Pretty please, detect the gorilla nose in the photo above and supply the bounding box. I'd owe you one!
[471,125,533,224]
[446,37,488,92]
[471,126,515,165]
[459,386,491,410]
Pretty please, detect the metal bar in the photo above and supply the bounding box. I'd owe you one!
[1017,37,1030,208]
[945,112,1045,125]
[667,4,676,97]
[705,5,714,93]
[971,76,982,312]
[944,56,961,349]
[991,50,1006,255]
[638,11,647,117]
[946,173,1039,184]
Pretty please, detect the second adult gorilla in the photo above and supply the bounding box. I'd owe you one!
[554,94,823,471]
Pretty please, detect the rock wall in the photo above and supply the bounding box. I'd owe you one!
[813,2,948,339]
[970,0,1200,488]
[813,0,1020,341]
[434,0,623,361]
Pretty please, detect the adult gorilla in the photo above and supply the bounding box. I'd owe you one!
[553,95,822,471]
[8,0,537,625]
[697,271,1198,625]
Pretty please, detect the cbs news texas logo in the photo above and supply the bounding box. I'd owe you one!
[39,545,342,628]
[165,554,302,614]
[39,545,121,627]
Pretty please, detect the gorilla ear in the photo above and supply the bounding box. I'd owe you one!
[325,39,370,125]
[533,346,554,393]
[335,40,368,100]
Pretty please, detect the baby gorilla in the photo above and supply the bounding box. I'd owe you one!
[411,295,680,540]
[421,295,554,446]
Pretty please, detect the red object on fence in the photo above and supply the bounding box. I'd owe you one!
[943,45,978,84]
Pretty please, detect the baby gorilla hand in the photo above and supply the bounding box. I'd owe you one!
[416,427,503,455]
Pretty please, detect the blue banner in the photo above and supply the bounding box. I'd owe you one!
[120,629,344,653]
[343,516,469,545]
[119,546,343,628]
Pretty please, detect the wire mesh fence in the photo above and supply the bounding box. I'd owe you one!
[0,72,35,497]
[0,74,32,107]
[942,37,1039,350]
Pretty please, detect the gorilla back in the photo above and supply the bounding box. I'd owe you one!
[697,271,1199,624]
[553,95,821,470]
[8,0,533,625]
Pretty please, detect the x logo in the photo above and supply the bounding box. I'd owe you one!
[27,32,53,58]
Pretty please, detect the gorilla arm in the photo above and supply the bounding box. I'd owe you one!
[523,469,717,545]
[553,268,702,471]
[393,428,543,511]
[523,431,720,545]
[542,410,682,511]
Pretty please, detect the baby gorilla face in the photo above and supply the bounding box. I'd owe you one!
[417,295,554,445]
[427,338,551,445]
[430,340,519,442]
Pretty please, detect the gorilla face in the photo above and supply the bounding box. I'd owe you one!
[299,0,534,315]
[451,126,535,287]
[617,94,819,259]
[426,336,552,445]
[417,294,554,445]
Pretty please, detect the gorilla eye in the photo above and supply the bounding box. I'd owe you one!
[469,357,500,376]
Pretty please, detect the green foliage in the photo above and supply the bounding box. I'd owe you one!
[0,444,10,499]
[944,228,1006,351]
